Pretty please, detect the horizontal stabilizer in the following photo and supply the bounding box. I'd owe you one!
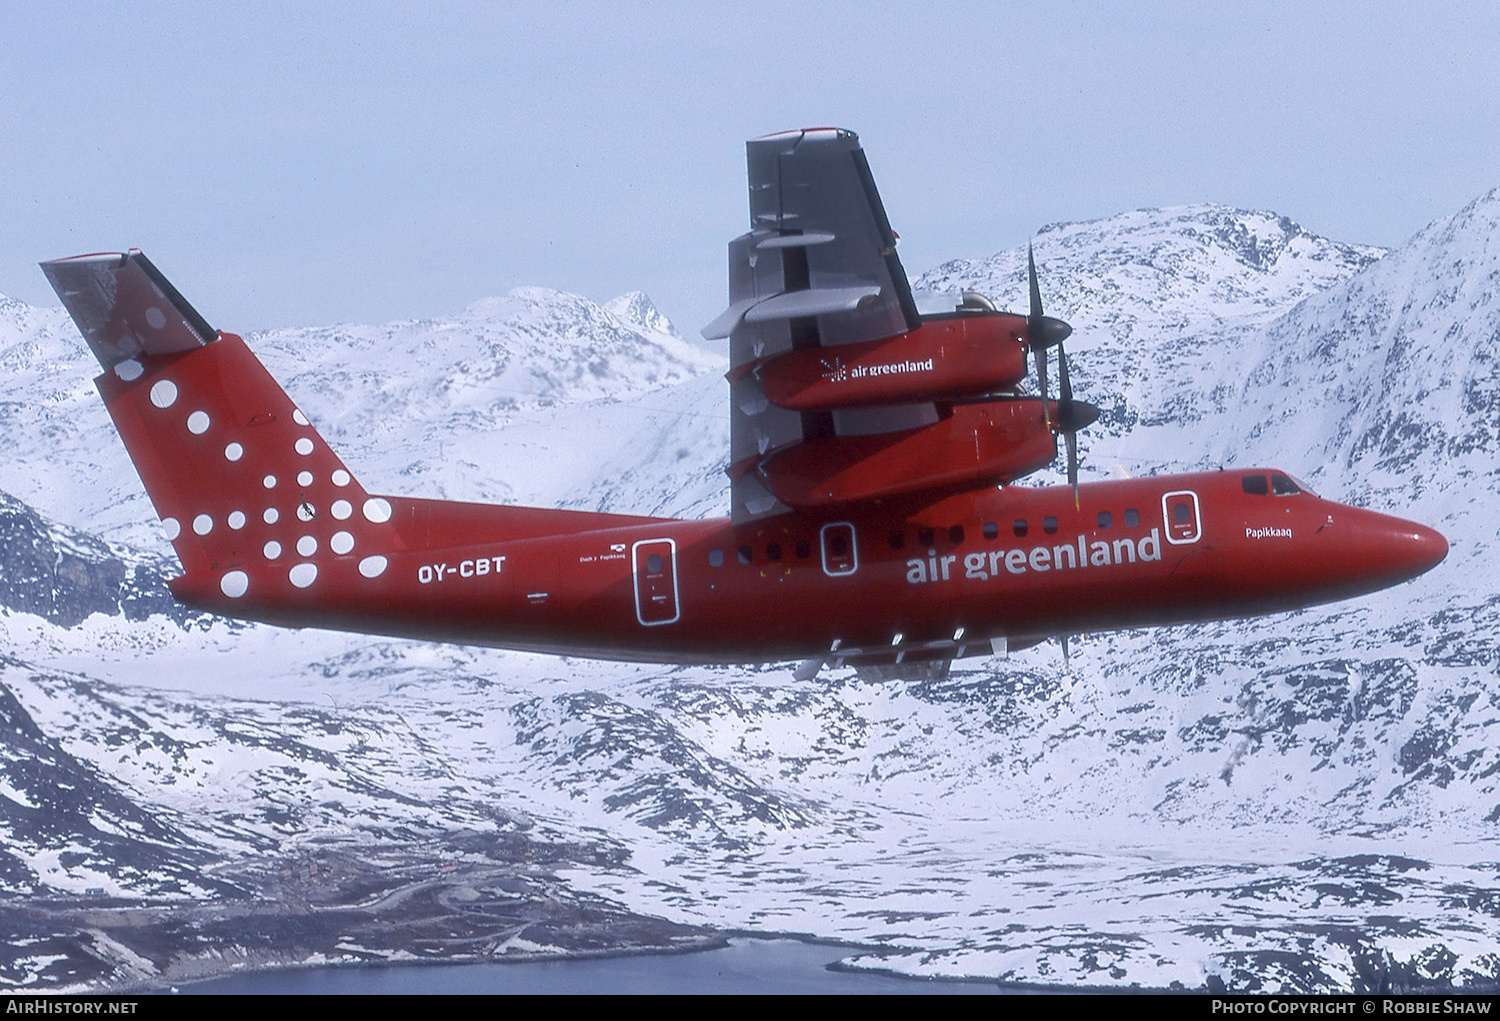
[40,250,216,369]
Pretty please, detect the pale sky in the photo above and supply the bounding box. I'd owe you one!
[4,1,1499,338]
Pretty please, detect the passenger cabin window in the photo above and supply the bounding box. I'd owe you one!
[646,554,663,573]
[1271,473,1300,495]
[828,533,848,556]
[1043,516,1059,535]
[766,543,782,561]
[1013,519,1028,538]
[795,539,811,559]
[918,527,935,546]
[708,548,724,567]
[1097,511,1113,530]
[1173,502,1192,523]
[1125,508,1140,527]
[888,530,904,550]
[948,525,964,544]
[737,545,752,565]
[1242,474,1269,496]
[983,521,998,540]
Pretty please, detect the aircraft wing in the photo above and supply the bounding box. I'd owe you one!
[706,128,944,522]
[702,127,919,345]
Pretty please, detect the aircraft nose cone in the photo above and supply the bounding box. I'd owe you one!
[1374,518,1448,586]
[1407,522,1449,576]
[1321,506,1448,597]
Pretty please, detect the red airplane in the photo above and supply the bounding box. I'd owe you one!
[42,127,1446,678]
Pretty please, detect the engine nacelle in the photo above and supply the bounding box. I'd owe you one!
[757,399,1057,507]
[752,312,1029,411]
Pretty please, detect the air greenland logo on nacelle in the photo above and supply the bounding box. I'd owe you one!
[820,357,935,384]
[905,529,1163,584]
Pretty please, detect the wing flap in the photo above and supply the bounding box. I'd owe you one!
[701,297,758,341]
[703,283,879,339]
[742,284,881,323]
[755,231,836,249]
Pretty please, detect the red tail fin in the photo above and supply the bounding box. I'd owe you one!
[43,252,401,602]
[43,250,677,623]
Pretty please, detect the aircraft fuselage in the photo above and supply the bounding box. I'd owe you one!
[43,121,1451,675]
[171,468,1447,666]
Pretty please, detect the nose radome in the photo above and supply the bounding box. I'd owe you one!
[1375,516,1448,584]
[1408,522,1449,576]
[1329,505,1449,593]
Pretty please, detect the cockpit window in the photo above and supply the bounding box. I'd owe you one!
[1270,473,1300,495]
[1242,474,1269,496]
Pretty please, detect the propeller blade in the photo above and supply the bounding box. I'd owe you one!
[1057,345,1102,429]
[1060,341,1073,503]
[1028,240,1095,497]
[1028,244,1051,430]
[1057,345,1096,507]
[1036,347,1050,431]
[1026,244,1073,349]
[1066,429,1080,508]
[1028,243,1043,322]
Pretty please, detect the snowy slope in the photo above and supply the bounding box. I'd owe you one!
[916,204,1387,477]
[0,285,721,548]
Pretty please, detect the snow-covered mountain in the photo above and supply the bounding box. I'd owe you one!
[1,197,1497,993]
[0,285,720,549]
[917,203,1388,475]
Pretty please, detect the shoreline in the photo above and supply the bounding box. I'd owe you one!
[168,937,1006,995]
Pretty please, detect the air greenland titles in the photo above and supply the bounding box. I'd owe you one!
[905,529,1163,585]
[40,127,1446,674]
[829,357,934,381]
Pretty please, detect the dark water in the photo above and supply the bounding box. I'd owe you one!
[179,939,1000,995]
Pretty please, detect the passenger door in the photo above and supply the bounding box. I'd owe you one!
[820,522,858,577]
[1162,490,1202,545]
[631,539,680,626]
